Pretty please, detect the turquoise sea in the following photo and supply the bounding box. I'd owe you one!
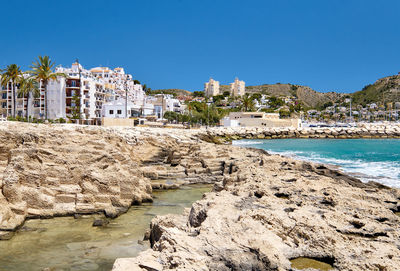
[233,139,400,188]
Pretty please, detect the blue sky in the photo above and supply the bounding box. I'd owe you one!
[1,0,399,93]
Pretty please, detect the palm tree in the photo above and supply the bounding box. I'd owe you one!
[18,76,40,119]
[0,64,23,117]
[241,94,255,112]
[30,56,65,119]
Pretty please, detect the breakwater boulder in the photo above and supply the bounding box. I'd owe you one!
[196,124,400,143]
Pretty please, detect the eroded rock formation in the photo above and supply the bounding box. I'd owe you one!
[0,123,155,237]
[114,145,400,271]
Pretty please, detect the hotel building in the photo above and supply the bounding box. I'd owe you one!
[230,77,245,96]
[204,78,220,97]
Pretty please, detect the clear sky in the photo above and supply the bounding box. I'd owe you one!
[1,0,399,93]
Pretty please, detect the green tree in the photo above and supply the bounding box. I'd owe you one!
[222,91,231,97]
[269,96,284,108]
[70,90,81,120]
[250,93,262,102]
[193,91,204,97]
[18,76,40,119]
[30,56,65,119]
[213,94,225,105]
[279,109,291,118]
[241,94,255,112]
[164,111,178,123]
[0,64,23,117]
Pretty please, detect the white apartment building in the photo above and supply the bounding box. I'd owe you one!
[102,98,154,118]
[230,77,245,96]
[0,62,145,124]
[204,78,220,97]
[147,94,185,119]
[0,72,50,119]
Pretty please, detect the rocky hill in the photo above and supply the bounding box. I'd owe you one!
[196,73,400,109]
[245,84,343,108]
[351,74,400,106]
[149,89,192,97]
[203,83,342,108]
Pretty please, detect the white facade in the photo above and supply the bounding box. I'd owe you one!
[0,62,145,124]
[102,98,154,118]
[147,94,184,119]
[225,112,302,128]
[230,77,245,96]
[222,117,239,127]
[204,78,220,97]
[0,74,47,118]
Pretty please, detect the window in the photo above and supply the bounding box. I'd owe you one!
[109,110,114,114]
[117,110,122,114]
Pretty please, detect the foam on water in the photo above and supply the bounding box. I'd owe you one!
[232,140,264,146]
[236,139,400,188]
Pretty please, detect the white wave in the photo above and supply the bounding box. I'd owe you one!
[232,140,264,146]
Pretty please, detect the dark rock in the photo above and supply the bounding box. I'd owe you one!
[92,219,109,227]
[0,231,14,240]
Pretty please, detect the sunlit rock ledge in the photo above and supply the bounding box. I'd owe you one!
[113,136,400,271]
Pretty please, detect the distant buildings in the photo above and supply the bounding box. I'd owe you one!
[0,62,146,124]
[102,98,154,118]
[204,77,245,97]
[146,94,185,119]
[222,112,301,128]
[204,78,220,97]
[230,77,245,96]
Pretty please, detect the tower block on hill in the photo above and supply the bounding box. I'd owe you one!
[204,78,220,97]
[230,77,245,96]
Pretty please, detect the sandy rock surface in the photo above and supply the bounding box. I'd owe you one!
[0,123,232,235]
[0,123,156,233]
[113,145,400,271]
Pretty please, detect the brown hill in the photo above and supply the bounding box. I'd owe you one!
[149,89,192,97]
[351,74,400,106]
[243,83,343,108]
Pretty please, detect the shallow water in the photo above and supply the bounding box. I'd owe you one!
[0,185,211,271]
[290,257,333,270]
[234,138,400,187]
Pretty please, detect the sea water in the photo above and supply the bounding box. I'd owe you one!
[0,184,212,271]
[233,139,400,188]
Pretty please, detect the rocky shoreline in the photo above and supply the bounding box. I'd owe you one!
[0,123,233,240]
[113,145,400,271]
[1,122,400,270]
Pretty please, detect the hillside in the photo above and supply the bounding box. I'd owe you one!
[351,74,400,106]
[243,83,343,108]
[151,73,400,108]
[149,89,192,97]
